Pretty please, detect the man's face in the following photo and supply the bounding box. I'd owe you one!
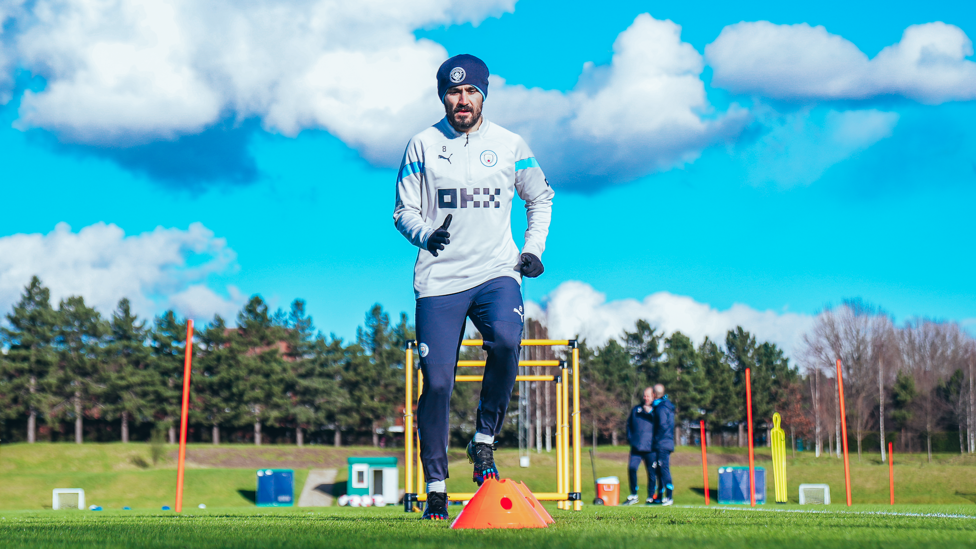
[643,388,655,406]
[444,85,483,132]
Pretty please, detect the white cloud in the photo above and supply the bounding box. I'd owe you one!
[2,5,744,188]
[491,14,748,189]
[167,284,243,322]
[6,0,516,161]
[529,281,814,360]
[0,222,242,322]
[706,21,976,103]
[740,108,899,186]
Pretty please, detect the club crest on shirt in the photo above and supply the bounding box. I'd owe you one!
[480,150,497,167]
[419,343,429,357]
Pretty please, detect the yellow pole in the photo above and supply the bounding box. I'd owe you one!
[563,369,571,509]
[573,345,582,510]
[405,346,413,500]
[417,369,424,495]
[457,359,562,367]
[555,377,563,509]
[455,374,555,382]
[462,339,571,346]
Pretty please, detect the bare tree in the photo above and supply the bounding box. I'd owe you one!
[804,302,904,461]
[900,319,966,462]
[870,315,898,463]
[970,343,975,454]
[801,309,842,458]
[808,371,821,457]
[835,300,877,461]
[834,376,841,458]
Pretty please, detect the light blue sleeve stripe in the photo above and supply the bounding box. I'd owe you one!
[515,157,540,171]
[398,161,424,182]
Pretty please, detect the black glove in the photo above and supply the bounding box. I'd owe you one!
[518,253,544,278]
[426,214,452,257]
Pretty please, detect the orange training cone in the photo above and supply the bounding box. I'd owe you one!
[451,478,549,529]
[515,482,554,524]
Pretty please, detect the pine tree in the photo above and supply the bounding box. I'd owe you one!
[51,296,107,444]
[149,311,191,443]
[937,369,967,453]
[753,341,797,428]
[234,296,291,445]
[101,298,154,442]
[196,315,240,444]
[0,277,59,443]
[661,331,709,426]
[699,337,736,428]
[584,339,634,445]
[283,299,340,446]
[726,327,796,445]
[726,326,757,443]
[623,320,662,402]
[347,305,408,446]
[891,370,916,451]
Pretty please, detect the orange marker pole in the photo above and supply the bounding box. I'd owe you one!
[700,420,710,505]
[175,319,194,513]
[888,442,894,505]
[836,359,852,507]
[746,368,755,507]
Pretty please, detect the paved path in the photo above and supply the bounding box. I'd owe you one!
[297,469,338,507]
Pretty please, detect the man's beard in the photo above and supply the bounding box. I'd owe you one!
[448,104,482,132]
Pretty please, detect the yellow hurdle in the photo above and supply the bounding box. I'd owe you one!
[402,339,581,512]
[771,412,787,504]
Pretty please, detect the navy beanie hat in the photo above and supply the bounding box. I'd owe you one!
[437,54,489,102]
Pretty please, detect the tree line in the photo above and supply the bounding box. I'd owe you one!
[575,320,801,450]
[572,299,975,460]
[0,277,409,446]
[1,278,973,457]
[801,299,975,461]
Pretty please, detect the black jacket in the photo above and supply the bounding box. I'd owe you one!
[626,405,654,452]
[651,396,675,452]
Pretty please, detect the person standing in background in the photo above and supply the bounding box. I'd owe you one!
[623,387,656,505]
[651,383,675,506]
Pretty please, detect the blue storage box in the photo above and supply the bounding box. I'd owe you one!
[256,469,294,507]
[718,466,765,505]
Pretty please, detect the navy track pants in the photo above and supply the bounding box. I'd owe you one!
[655,450,673,494]
[628,450,656,497]
[416,276,523,482]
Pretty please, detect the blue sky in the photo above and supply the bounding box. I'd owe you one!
[0,0,973,357]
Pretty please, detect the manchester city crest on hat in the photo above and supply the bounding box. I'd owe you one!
[450,67,466,83]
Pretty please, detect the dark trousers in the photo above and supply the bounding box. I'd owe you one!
[628,450,655,497]
[416,277,523,482]
[655,450,673,493]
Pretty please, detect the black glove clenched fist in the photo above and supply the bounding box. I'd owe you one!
[426,214,452,257]
[519,253,544,278]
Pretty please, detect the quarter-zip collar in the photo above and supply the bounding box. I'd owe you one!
[439,117,491,141]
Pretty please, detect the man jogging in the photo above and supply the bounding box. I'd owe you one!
[624,387,656,505]
[393,54,555,521]
[651,383,675,506]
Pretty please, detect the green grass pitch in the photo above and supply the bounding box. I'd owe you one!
[3,443,975,548]
[2,505,976,549]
